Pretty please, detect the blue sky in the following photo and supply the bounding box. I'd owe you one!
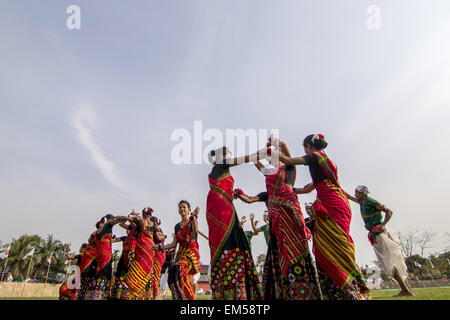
[1,0,450,266]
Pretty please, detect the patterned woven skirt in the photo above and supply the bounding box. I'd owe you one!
[110,254,128,299]
[210,218,263,300]
[83,261,113,300]
[317,264,371,300]
[168,248,200,300]
[263,228,321,300]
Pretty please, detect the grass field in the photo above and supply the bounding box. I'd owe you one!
[370,287,450,300]
[1,287,449,300]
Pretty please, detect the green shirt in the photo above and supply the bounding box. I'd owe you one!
[244,231,253,248]
[260,224,269,245]
[359,197,383,236]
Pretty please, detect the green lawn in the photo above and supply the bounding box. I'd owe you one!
[371,287,450,300]
[2,287,449,300]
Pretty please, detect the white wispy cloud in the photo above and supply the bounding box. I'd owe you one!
[71,106,127,191]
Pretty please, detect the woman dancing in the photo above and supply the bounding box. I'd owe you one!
[85,214,130,300]
[111,211,140,299]
[206,147,263,300]
[152,201,201,300]
[77,223,99,300]
[277,134,371,300]
[247,138,321,300]
[149,216,167,300]
[121,207,156,300]
[59,243,87,300]
[348,185,413,296]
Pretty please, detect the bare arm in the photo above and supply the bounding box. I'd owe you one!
[191,207,200,234]
[110,216,133,226]
[249,213,261,234]
[345,192,357,203]
[198,230,209,240]
[278,141,292,158]
[294,183,315,194]
[375,202,393,226]
[237,193,262,204]
[239,216,247,229]
[227,149,267,168]
[274,149,306,166]
[152,236,178,251]
[118,222,130,230]
[253,161,271,175]
[155,231,167,242]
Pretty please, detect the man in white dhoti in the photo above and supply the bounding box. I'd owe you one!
[348,185,414,296]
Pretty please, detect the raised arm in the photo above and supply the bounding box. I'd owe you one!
[227,149,268,168]
[65,244,76,260]
[250,213,261,234]
[345,191,357,203]
[274,149,306,166]
[191,207,200,234]
[110,216,134,226]
[239,216,247,229]
[253,161,272,176]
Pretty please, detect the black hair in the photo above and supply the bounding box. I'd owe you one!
[81,243,88,249]
[303,134,328,150]
[150,216,161,226]
[105,214,114,220]
[178,200,191,210]
[208,146,231,165]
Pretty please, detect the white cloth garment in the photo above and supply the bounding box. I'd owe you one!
[159,270,169,293]
[373,231,409,281]
[193,272,201,284]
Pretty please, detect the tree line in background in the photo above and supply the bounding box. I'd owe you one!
[0,234,125,283]
[1,230,449,283]
[396,230,449,280]
[255,230,449,281]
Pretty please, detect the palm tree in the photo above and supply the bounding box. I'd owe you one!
[34,235,64,282]
[6,234,41,278]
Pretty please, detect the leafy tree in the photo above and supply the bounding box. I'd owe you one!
[5,234,41,278]
[255,253,266,274]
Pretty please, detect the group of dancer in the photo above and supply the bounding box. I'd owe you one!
[60,201,206,300]
[60,133,414,300]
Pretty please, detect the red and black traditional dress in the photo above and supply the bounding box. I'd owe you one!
[122,218,155,300]
[262,165,321,300]
[306,151,371,300]
[59,254,82,300]
[85,222,114,300]
[207,164,263,300]
[77,233,97,300]
[149,226,166,299]
[168,216,201,300]
[111,225,138,299]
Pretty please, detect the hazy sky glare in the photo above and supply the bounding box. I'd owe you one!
[1,1,450,267]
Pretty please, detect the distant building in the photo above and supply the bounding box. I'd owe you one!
[197,264,211,293]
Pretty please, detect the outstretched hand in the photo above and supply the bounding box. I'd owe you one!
[192,207,200,216]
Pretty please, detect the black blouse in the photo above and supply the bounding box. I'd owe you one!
[303,154,328,185]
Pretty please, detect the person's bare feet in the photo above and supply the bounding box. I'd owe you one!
[393,290,415,297]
